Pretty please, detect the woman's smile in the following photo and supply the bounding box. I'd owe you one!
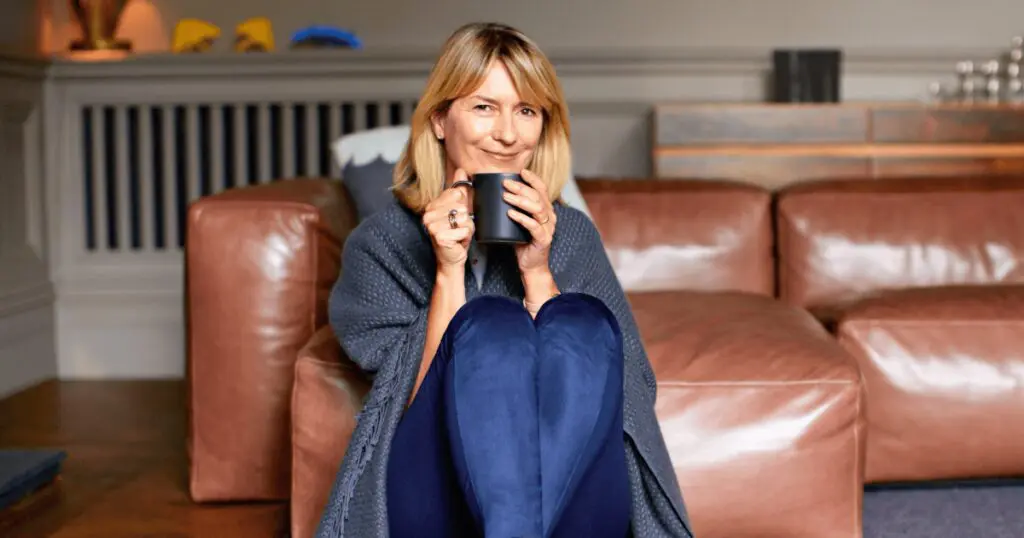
[482,149,519,162]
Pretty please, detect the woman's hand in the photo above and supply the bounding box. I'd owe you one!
[423,169,474,273]
[504,168,557,276]
[504,169,559,310]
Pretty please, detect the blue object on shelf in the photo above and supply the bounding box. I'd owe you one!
[0,449,67,511]
[290,26,363,49]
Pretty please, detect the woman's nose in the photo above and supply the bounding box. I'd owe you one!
[491,113,517,144]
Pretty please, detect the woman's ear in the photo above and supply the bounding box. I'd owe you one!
[430,111,445,141]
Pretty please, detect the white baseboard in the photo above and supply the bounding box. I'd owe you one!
[0,247,57,397]
[0,300,56,399]
[56,289,185,379]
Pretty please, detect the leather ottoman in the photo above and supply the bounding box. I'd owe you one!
[837,285,1024,484]
[631,291,865,538]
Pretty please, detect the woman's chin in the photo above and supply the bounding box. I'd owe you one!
[452,154,529,175]
[478,166,516,174]
[475,160,527,174]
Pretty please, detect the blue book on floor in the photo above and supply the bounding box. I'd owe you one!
[0,449,67,511]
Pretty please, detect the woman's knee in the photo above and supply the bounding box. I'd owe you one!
[444,295,535,352]
[537,293,616,324]
[535,293,622,352]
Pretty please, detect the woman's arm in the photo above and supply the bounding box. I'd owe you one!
[409,264,466,405]
[329,222,429,375]
[522,268,560,317]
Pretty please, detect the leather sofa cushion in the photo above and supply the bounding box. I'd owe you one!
[776,176,1024,322]
[580,179,774,296]
[290,326,370,538]
[837,284,1024,483]
[629,291,864,538]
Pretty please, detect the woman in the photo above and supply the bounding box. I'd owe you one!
[317,22,693,538]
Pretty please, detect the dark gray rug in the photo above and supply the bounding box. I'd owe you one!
[0,449,66,511]
[865,482,1024,537]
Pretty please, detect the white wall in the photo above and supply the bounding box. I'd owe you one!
[0,56,54,397]
[41,0,1024,55]
[0,0,43,56]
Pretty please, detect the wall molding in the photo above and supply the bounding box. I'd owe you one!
[0,279,54,319]
[0,100,34,123]
[0,53,55,394]
[0,53,49,80]
[43,46,1008,81]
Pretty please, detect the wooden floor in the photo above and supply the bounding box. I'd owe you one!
[0,380,287,537]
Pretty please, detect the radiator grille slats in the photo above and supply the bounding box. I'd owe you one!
[79,99,415,252]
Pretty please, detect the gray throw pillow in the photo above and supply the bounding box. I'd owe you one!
[340,156,399,222]
[332,125,411,222]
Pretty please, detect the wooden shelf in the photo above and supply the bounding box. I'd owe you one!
[653,103,1024,189]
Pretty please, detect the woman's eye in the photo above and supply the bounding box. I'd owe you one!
[474,104,493,112]
[520,107,537,117]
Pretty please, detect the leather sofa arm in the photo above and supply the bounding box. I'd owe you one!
[186,178,358,502]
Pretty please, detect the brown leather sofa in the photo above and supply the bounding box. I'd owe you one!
[187,177,869,538]
[776,177,1024,486]
[187,173,1024,537]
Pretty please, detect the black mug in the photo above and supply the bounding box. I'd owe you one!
[451,172,530,244]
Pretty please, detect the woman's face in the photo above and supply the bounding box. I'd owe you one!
[432,61,544,185]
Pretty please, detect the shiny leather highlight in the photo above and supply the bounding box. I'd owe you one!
[777,176,1024,321]
[838,285,1024,483]
[186,179,356,502]
[578,179,774,295]
[630,291,865,538]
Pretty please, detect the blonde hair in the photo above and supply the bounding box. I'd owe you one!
[392,22,572,213]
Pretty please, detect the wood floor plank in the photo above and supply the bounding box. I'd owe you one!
[0,380,287,537]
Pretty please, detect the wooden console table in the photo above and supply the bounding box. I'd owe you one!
[652,103,1024,189]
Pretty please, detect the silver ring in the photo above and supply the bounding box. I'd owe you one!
[448,209,458,229]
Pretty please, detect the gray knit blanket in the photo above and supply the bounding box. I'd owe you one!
[316,200,694,538]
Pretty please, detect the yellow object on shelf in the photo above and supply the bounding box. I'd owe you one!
[235,17,275,52]
[171,19,221,53]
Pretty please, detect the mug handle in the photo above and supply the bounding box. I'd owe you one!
[449,179,475,220]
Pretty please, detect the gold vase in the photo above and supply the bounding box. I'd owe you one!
[69,0,132,51]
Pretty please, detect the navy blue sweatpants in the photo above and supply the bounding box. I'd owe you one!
[386,293,631,538]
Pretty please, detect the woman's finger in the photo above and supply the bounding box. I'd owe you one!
[425,183,466,215]
[507,209,549,243]
[502,191,545,216]
[504,180,552,221]
[444,184,467,204]
[435,226,473,244]
[519,168,549,198]
[424,205,470,227]
[452,168,470,186]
